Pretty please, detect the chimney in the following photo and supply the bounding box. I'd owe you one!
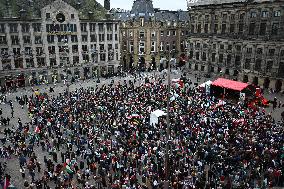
[104,0,110,11]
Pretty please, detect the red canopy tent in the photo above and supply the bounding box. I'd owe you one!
[212,78,249,91]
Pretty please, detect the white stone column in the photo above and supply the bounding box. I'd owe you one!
[76,22,83,64]
[96,23,100,62]
[30,23,38,68]
[18,23,27,69]
[68,35,73,66]
[55,36,60,66]
[87,22,92,63]
[5,23,15,69]
[0,57,3,70]
[117,23,120,61]
[104,23,108,62]
[112,23,116,61]
[41,19,50,67]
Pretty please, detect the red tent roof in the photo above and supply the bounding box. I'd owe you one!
[212,78,249,91]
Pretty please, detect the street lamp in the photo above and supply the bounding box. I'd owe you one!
[164,49,178,189]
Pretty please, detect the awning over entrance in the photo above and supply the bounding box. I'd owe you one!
[212,78,249,91]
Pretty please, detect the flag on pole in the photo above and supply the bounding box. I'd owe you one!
[63,162,74,174]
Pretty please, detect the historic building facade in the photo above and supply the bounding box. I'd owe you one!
[187,0,284,91]
[0,0,120,88]
[113,0,190,70]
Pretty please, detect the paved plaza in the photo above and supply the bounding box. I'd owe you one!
[0,69,283,189]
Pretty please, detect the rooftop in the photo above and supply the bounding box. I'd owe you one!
[0,0,107,20]
[187,0,273,7]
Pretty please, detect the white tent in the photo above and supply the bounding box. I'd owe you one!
[150,110,166,126]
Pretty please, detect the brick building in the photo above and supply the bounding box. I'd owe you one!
[0,0,120,88]
[112,0,190,70]
[187,0,284,91]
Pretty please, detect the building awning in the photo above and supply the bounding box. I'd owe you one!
[212,78,249,91]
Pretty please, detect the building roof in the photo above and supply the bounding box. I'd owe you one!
[212,78,249,91]
[112,0,189,22]
[0,0,107,19]
[187,0,273,7]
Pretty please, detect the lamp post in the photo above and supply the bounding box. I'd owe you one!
[164,49,177,189]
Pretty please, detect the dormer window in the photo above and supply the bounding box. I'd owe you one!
[46,13,51,19]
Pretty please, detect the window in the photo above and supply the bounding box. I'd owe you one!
[227,54,231,65]
[272,23,279,35]
[244,59,251,69]
[115,34,118,41]
[82,45,88,52]
[13,48,20,56]
[161,31,164,37]
[81,23,87,32]
[0,36,7,45]
[219,54,223,63]
[230,24,235,33]
[220,44,224,50]
[36,47,43,56]
[139,30,145,38]
[228,45,232,50]
[222,14,227,20]
[11,35,19,45]
[262,11,269,18]
[202,52,206,61]
[34,36,41,44]
[107,34,112,41]
[46,13,51,19]
[238,23,244,33]
[235,55,241,67]
[268,49,275,56]
[71,14,75,19]
[140,18,144,27]
[204,24,208,33]
[221,24,226,34]
[172,41,176,50]
[130,42,134,53]
[214,24,218,34]
[89,23,96,32]
[255,59,262,71]
[257,48,263,54]
[107,23,112,32]
[172,30,176,36]
[139,41,145,54]
[129,31,133,37]
[259,23,266,35]
[247,48,252,53]
[25,47,32,55]
[71,35,78,43]
[90,34,96,42]
[48,46,55,54]
[9,23,18,33]
[239,13,245,20]
[212,53,216,62]
[98,24,104,32]
[280,50,284,57]
[0,24,5,33]
[197,24,201,33]
[250,12,257,18]
[248,23,255,35]
[115,24,118,31]
[266,61,273,72]
[191,25,194,33]
[195,52,200,60]
[47,35,54,43]
[274,10,281,17]
[230,14,235,20]
[99,34,105,42]
[151,41,156,52]
[21,23,30,33]
[166,42,170,51]
[72,45,78,53]
[167,31,170,36]
[32,23,41,32]
[236,45,241,51]
[26,58,34,68]
[151,31,156,37]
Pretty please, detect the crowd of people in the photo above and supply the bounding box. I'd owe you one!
[0,73,283,189]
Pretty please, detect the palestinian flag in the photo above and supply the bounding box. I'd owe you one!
[63,162,74,174]
[3,175,10,189]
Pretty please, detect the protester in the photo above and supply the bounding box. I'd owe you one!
[0,73,283,189]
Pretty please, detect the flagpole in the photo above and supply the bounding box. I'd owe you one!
[164,50,172,189]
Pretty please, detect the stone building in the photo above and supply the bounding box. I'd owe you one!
[187,0,284,91]
[112,0,190,70]
[0,0,120,88]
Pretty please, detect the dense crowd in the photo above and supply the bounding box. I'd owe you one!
[0,74,283,189]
